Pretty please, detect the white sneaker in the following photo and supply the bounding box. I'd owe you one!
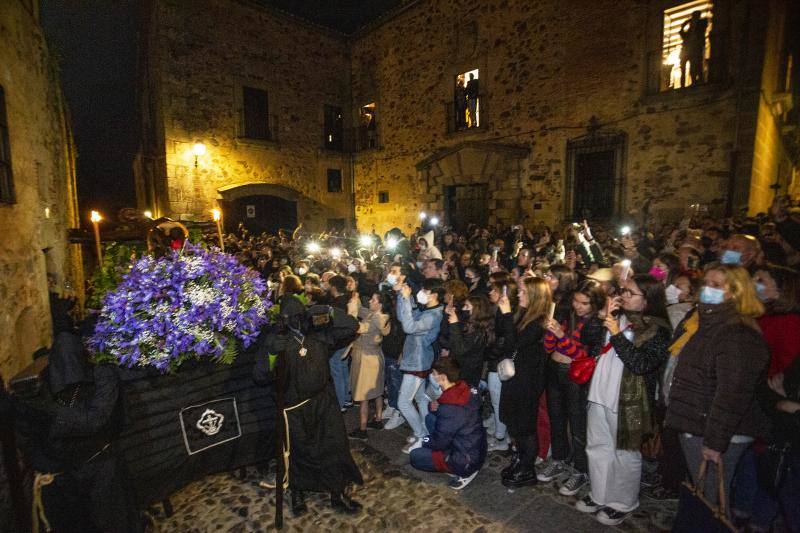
[402,437,424,454]
[405,435,417,444]
[448,470,479,490]
[382,406,396,420]
[384,411,405,430]
[487,437,509,452]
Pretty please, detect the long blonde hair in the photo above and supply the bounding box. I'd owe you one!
[516,277,553,332]
[707,264,764,318]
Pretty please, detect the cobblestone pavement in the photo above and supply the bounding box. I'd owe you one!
[150,409,677,532]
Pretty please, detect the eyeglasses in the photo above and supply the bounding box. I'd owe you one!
[618,288,644,298]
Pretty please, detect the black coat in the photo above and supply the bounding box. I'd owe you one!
[439,320,487,387]
[499,315,547,437]
[261,309,363,493]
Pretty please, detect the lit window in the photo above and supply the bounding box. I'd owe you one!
[453,69,480,131]
[0,86,14,204]
[324,105,343,151]
[327,168,342,193]
[378,191,389,203]
[662,1,713,91]
[358,102,378,150]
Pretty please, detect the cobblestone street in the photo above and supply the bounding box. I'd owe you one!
[151,410,677,532]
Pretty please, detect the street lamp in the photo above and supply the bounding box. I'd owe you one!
[90,210,103,263]
[193,143,206,168]
[430,216,440,226]
[419,212,427,220]
[143,210,153,219]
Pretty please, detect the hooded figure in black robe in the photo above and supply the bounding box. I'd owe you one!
[254,295,363,516]
[7,332,141,533]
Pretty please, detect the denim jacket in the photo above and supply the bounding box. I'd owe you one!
[396,295,442,372]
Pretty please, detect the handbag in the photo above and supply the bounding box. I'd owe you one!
[497,350,517,381]
[672,460,735,532]
[568,353,596,385]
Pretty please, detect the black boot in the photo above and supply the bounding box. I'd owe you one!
[501,452,521,480]
[330,492,362,515]
[501,463,538,488]
[291,490,307,517]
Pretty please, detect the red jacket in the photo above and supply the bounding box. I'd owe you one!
[758,313,800,377]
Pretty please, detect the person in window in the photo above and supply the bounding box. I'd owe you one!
[409,357,487,490]
[577,274,671,526]
[454,76,467,130]
[465,73,479,127]
[679,10,708,86]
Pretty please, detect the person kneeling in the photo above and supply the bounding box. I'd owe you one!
[409,358,487,490]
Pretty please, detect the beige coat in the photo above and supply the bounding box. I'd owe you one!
[349,308,389,401]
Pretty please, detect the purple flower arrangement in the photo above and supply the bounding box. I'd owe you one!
[89,244,271,373]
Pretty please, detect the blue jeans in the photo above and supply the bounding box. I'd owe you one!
[385,358,402,409]
[329,347,351,408]
[397,373,430,438]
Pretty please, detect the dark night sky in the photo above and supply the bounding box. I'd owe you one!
[38,1,403,222]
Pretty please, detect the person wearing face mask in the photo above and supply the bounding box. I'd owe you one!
[665,273,697,329]
[753,265,800,377]
[417,231,442,261]
[649,253,680,287]
[719,234,765,273]
[463,266,488,296]
[440,295,494,388]
[577,274,671,526]
[666,265,769,520]
[408,357,487,490]
[395,278,445,453]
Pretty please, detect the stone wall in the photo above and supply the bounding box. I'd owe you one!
[350,0,770,233]
[147,0,354,231]
[0,1,81,383]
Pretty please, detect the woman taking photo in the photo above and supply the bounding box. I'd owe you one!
[498,277,552,488]
[348,292,392,440]
[577,274,671,526]
[666,265,769,517]
[441,295,495,388]
[540,280,607,496]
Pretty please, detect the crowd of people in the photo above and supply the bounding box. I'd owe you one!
[222,195,800,529]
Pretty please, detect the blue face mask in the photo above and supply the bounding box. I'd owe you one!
[754,282,769,302]
[720,249,742,265]
[699,285,726,305]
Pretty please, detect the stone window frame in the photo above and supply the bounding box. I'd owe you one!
[326,168,343,193]
[0,85,15,205]
[353,98,381,152]
[563,130,627,220]
[323,104,345,152]
[233,79,279,147]
[642,0,731,99]
[444,58,489,136]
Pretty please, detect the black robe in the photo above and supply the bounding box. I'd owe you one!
[258,307,363,493]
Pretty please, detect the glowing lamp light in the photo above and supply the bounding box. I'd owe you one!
[306,242,321,254]
[192,143,206,168]
[419,212,427,220]
[330,247,342,259]
[430,216,440,226]
[359,234,373,247]
[620,259,632,281]
[620,226,631,236]
[90,210,102,223]
[386,237,398,250]
[143,210,153,219]
[211,208,221,222]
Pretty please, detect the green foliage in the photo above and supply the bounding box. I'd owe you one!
[218,339,239,365]
[86,242,146,309]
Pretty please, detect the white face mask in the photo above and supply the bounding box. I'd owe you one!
[386,274,398,286]
[416,290,429,305]
[347,264,357,273]
[665,284,681,305]
[296,267,308,276]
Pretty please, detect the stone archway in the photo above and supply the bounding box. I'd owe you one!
[415,142,529,229]
[217,183,300,234]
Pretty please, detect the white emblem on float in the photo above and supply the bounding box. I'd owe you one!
[196,408,225,436]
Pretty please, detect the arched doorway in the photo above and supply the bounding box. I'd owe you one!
[217,183,300,235]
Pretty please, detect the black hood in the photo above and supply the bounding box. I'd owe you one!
[48,332,90,394]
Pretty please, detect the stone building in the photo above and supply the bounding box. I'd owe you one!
[0,0,82,382]
[135,0,799,234]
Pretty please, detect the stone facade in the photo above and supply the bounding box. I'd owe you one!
[137,0,798,235]
[0,0,82,382]
[138,0,354,232]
